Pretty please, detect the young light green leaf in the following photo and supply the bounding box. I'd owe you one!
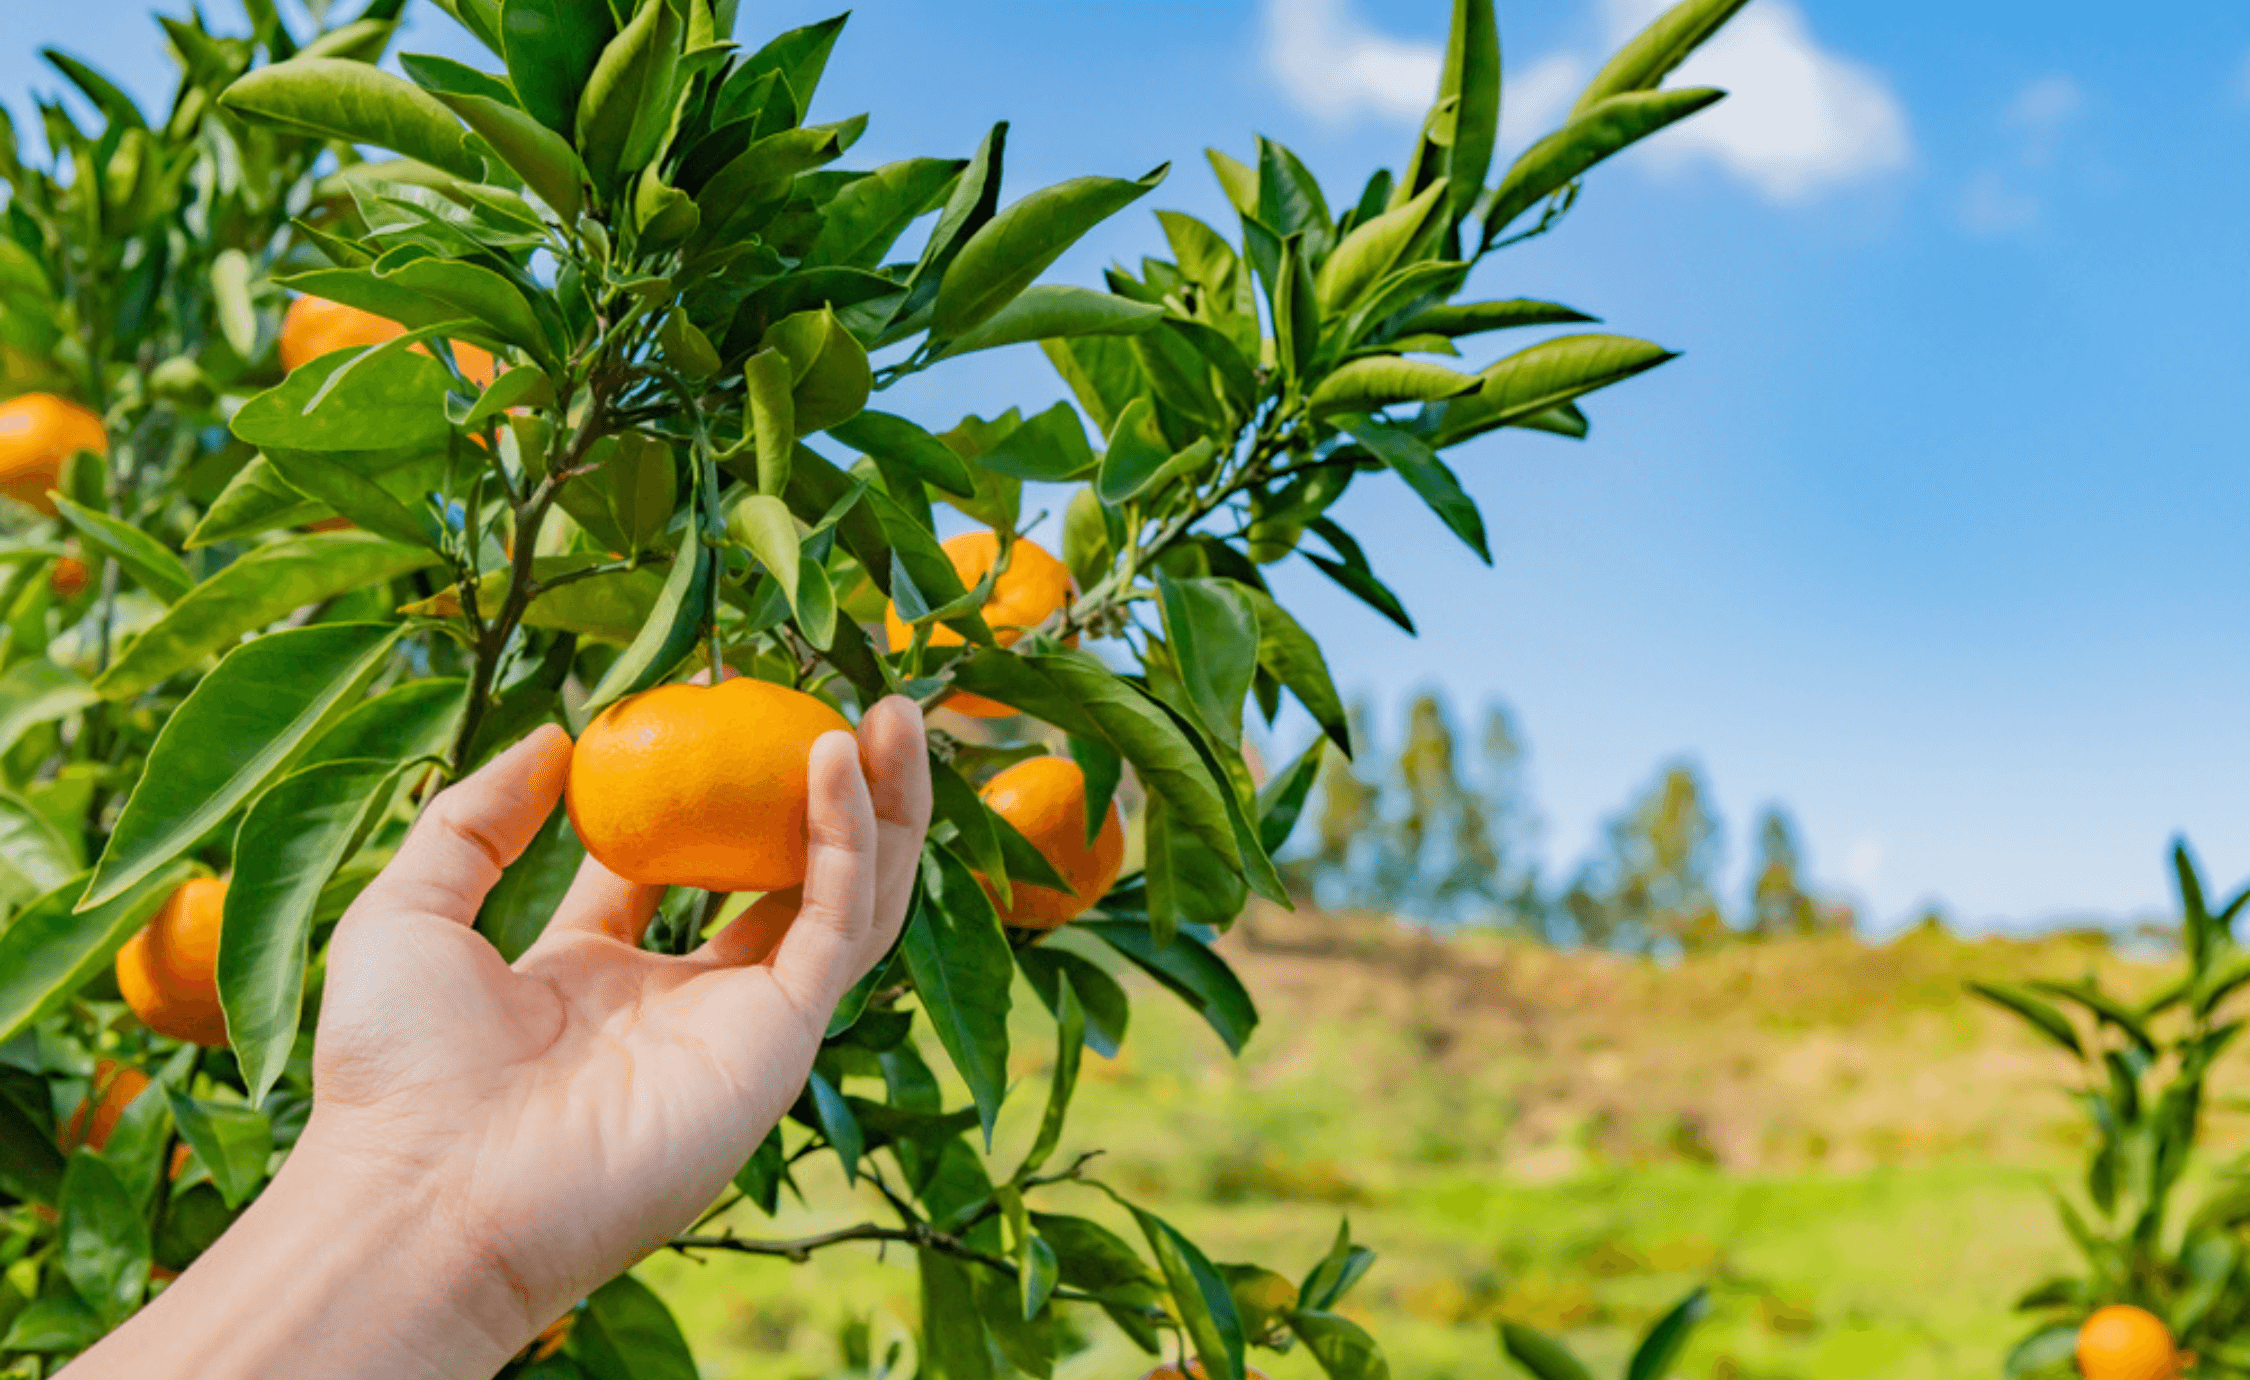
[1095,397,1169,505]
[728,492,802,610]
[1432,333,1675,444]
[222,758,409,1102]
[218,56,481,180]
[94,533,437,700]
[0,656,98,756]
[51,496,193,603]
[437,89,587,221]
[1123,1202,1247,1380]
[82,623,405,911]
[932,165,1169,341]
[745,348,796,495]
[1437,0,1501,225]
[900,845,1014,1140]
[1571,0,1753,116]
[377,258,551,364]
[1317,180,1446,316]
[808,156,968,268]
[1308,357,1478,416]
[573,0,682,193]
[1292,1311,1391,1380]
[0,865,190,1043]
[1484,88,1725,243]
[211,248,259,359]
[0,791,79,901]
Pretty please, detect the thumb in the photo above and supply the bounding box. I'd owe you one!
[349,725,573,927]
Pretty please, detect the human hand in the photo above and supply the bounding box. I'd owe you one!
[70,695,931,1379]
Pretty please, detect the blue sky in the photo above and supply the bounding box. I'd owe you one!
[15,0,2250,931]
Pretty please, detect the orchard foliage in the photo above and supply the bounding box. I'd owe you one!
[1988,845,2250,1379]
[0,0,1746,1373]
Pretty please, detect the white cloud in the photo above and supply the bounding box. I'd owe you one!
[1959,170,2039,237]
[2005,74,2081,168]
[1501,52,1589,147]
[1261,0,1442,125]
[1606,0,1912,202]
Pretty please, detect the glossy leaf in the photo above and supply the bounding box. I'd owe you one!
[379,258,551,363]
[1069,734,1124,848]
[1304,521,1415,634]
[83,623,405,910]
[1231,585,1348,754]
[223,758,408,1102]
[60,1151,148,1326]
[233,344,454,452]
[808,156,968,268]
[806,1068,863,1183]
[1437,0,1501,225]
[976,403,1096,483]
[1145,794,1246,942]
[219,56,481,180]
[0,790,80,901]
[0,865,187,1044]
[1292,1311,1391,1380]
[1339,414,1489,563]
[1298,1220,1377,1312]
[1485,88,1725,242]
[0,655,98,756]
[1096,397,1170,504]
[573,1273,699,1380]
[1082,920,1258,1054]
[306,678,467,767]
[937,285,1163,359]
[1156,572,1259,751]
[1126,1202,1246,1380]
[500,0,611,134]
[95,533,436,700]
[1432,334,1674,445]
[1317,181,1446,315]
[1257,738,1329,855]
[829,410,976,497]
[900,845,1014,1139]
[165,1092,272,1210]
[1626,1288,1711,1380]
[1572,0,1753,115]
[262,449,435,551]
[1398,298,1597,338]
[52,495,192,602]
[1309,357,1478,417]
[1500,1321,1596,1380]
[1017,944,1129,1058]
[929,756,1012,910]
[581,543,713,716]
[932,165,1168,341]
[573,0,681,193]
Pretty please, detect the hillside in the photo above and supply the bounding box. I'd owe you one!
[644,912,2206,1380]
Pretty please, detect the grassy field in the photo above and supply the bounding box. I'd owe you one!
[642,912,2218,1379]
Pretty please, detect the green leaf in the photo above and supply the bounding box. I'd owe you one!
[83,624,405,910]
[1018,972,1084,1177]
[500,0,612,134]
[1257,137,1334,261]
[901,846,1014,1141]
[1309,357,1478,416]
[164,1091,271,1210]
[1484,88,1725,243]
[744,349,796,495]
[222,758,408,1102]
[929,756,1011,910]
[1229,586,1347,755]
[306,678,466,769]
[1627,1288,1711,1380]
[976,403,1095,483]
[1124,1202,1246,1380]
[1316,181,1447,316]
[1082,920,1257,1054]
[581,544,713,717]
[0,790,79,901]
[806,1068,864,1183]
[1257,738,1329,856]
[1397,298,1597,338]
[1339,414,1488,563]
[1069,735,1123,849]
[95,533,436,701]
[917,1250,997,1380]
[732,1126,787,1214]
[0,655,98,756]
[219,56,480,181]
[1499,1321,1596,1380]
[1437,0,1501,225]
[51,496,193,602]
[211,249,259,359]
[0,1081,65,1205]
[1431,333,1675,445]
[262,449,435,551]
[1145,794,1246,943]
[1293,1311,1390,1380]
[932,165,1169,341]
[445,90,587,221]
[728,492,802,610]
[1968,981,2083,1058]
[1156,572,1259,751]
[2028,979,2158,1056]
[808,156,968,268]
[572,0,682,194]
[829,410,976,498]
[477,800,583,961]
[1017,944,1129,1057]
[0,867,189,1042]
[2003,1325,2081,1379]
[60,1151,149,1326]
[937,285,1163,359]
[1572,0,1753,116]
[1096,397,1170,505]
[1298,1220,1377,1312]
[234,342,454,452]
[1304,520,1415,634]
[378,258,552,364]
[573,1273,699,1380]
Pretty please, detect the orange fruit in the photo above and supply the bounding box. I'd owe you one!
[0,393,104,514]
[566,678,854,892]
[59,1060,151,1153]
[115,877,231,1046]
[49,546,89,598]
[882,531,1074,718]
[278,295,497,386]
[527,1311,575,1362]
[977,757,1124,928]
[2078,1306,2180,1380]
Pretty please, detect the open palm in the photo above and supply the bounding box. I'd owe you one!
[302,698,930,1336]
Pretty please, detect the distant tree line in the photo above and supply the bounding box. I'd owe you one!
[1286,692,1857,950]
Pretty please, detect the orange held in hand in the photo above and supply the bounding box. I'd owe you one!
[882,531,1074,718]
[2077,1305,2181,1380]
[567,678,854,893]
[0,392,104,514]
[59,1060,151,1153]
[115,877,231,1047]
[977,756,1124,928]
[278,295,497,387]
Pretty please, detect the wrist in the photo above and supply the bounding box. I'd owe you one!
[70,1116,532,1380]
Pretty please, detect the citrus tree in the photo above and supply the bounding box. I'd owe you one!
[1988,844,2250,1379]
[0,0,1747,1374]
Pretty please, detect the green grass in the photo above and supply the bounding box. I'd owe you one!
[638,917,2174,1380]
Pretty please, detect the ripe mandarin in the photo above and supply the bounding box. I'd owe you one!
[882,531,1074,718]
[2077,1305,2179,1380]
[567,678,853,893]
[59,1060,150,1153]
[0,393,104,514]
[115,877,231,1046]
[977,756,1124,928]
[278,295,497,386]
[49,546,89,598]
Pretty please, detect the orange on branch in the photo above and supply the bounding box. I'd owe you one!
[882,531,1074,718]
[567,679,854,893]
[59,1060,150,1153]
[49,546,89,598]
[115,877,231,1046]
[0,393,104,514]
[278,295,497,387]
[977,756,1124,929]
[2078,1306,2181,1380]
